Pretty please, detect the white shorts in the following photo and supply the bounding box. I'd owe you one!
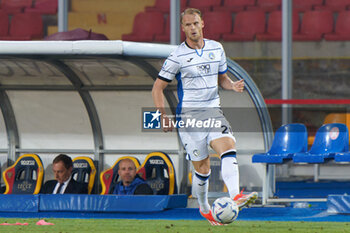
[178,108,236,161]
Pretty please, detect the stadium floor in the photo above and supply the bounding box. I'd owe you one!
[1,206,350,222]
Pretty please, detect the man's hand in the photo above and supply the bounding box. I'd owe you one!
[161,114,174,132]
[232,79,244,92]
[218,73,245,92]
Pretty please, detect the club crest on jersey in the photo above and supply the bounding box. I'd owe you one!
[208,52,215,60]
[197,64,211,74]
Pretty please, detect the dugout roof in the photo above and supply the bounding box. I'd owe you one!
[0,41,272,197]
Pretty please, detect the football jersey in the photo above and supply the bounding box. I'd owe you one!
[158,39,228,115]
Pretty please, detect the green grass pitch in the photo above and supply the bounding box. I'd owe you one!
[0,219,349,233]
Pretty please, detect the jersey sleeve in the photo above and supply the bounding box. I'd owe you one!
[158,53,181,82]
[218,43,228,75]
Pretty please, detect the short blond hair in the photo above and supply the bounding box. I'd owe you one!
[180,8,202,24]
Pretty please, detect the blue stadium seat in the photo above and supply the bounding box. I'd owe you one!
[252,123,308,163]
[293,123,349,163]
[335,152,350,162]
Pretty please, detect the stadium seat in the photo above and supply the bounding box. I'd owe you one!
[25,0,57,14]
[0,0,32,14]
[0,13,43,40]
[293,0,323,12]
[3,154,44,194]
[335,151,350,162]
[213,0,256,12]
[308,113,350,145]
[145,0,187,13]
[256,10,300,41]
[72,156,96,194]
[252,123,308,163]
[222,10,266,41]
[325,11,350,41]
[202,11,232,41]
[187,0,222,12]
[154,16,185,42]
[247,0,281,12]
[293,10,334,41]
[100,156,141,194]
[122,11,165,42]
[293,123,349,163]
[0,12,9,37]
[137,151,177,195]
[314,0,350,12]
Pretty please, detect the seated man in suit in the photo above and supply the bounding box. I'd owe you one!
[41,154,88,194]
[112,158,153,195]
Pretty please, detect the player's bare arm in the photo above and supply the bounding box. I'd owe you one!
[152,78,173,132]
[218,73,244,92]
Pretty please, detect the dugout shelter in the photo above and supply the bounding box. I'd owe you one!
[0,40,273,204]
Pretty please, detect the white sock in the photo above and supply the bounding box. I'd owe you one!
[221,150,240,199]
[193,170,211,214]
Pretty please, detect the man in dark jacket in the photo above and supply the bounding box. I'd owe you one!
[113,158,153,195]
[41,154,87,194]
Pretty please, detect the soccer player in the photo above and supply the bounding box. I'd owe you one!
[152,8,257,225]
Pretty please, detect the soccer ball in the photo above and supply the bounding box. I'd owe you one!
[211,197,239,224]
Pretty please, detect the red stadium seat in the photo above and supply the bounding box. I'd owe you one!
[222,10,266,41]
[293,10,334,41]
[1,0,32,14]
[202,11,232,41]
[0,12,9,36]
[100,156,141,195]
[314,0,350,12]
[213,0,256,12]
[187,0,222,12]
[325,11,350,41]
[3,154,44,194]
[247,0,281,12]
[122,11,165,42]
[256,10,300,41]
[0,13,43,40]
[293,0,323,12]
[145,0,187,13]
[154,16,185,42]
[25,0,57,14]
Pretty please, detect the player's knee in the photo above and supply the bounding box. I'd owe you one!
[210,137,236,155]
[192,157,210,174]
[194,164,210,174]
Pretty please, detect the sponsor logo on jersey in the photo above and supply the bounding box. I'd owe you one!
[197,64,211,74]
